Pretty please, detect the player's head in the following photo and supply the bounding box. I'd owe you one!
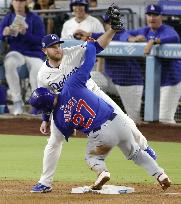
[145,4,163,29]
[42,34,64,48]
[42,34,64,61]
[10,0,29,14]
[28,87,56,114]
[69,0,89,13]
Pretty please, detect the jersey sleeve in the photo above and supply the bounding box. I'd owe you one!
[66,42,97,87]
[77,42,97,79]
[159,26,180,43]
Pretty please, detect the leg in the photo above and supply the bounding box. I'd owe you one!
[4,51,25,103]
[25,57,43,91]
[115,85,143,123]
[31,119,64,193]
[113,116,170,190]
[160,83,181,124]
[94,89,148,150]
[85,132,112,190]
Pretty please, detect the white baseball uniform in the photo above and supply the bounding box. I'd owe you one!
[37,44,149,187]
[61,15,105,39]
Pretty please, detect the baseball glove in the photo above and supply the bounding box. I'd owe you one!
[106,5,125,31]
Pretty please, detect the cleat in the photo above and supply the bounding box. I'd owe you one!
[157,173,171,190]
[90,171,110,190]
[145,146,157,160]
[30,183,52,193]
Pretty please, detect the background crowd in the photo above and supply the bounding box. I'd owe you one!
[0,0,181,124]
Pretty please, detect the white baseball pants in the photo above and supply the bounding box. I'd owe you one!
[4,51,43,102]
[85,114,164,177]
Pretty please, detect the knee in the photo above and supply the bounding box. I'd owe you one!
[128,148,141,161]
[4,58,17,70]
[46,135,64,149]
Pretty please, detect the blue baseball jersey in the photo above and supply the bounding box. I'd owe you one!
[128,24,181,86]
[91,31,144,86]
[53,42,114,140]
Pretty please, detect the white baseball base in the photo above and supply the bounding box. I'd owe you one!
[71,185,134,194]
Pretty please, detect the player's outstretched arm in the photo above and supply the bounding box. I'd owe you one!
[96,28,117,49]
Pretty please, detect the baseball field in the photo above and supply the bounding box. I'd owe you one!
[0,117,181,204]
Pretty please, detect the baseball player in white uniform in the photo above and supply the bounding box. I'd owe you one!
[31,6,157,193]
[29,40,171,192]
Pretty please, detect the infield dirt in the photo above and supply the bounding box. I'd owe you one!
[0,116,181,203]
[0,181,181,204]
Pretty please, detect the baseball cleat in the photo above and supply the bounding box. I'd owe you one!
[30,183,52,193]
[90,171,110,190]
[157,173,171,190]
[145,146,157,160]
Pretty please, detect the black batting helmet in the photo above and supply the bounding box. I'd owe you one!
[69,0,89,12]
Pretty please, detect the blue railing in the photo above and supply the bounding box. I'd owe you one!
[63,41,181,122]
[1,40,181,121]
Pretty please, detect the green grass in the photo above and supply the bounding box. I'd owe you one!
[0,135,181,184]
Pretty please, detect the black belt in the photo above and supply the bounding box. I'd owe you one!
[92,112,117,133]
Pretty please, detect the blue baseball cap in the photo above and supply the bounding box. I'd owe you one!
[145,4,162,15]
[42,34,64,48]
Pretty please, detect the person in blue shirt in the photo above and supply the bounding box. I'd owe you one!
[0,0,45,115]
[128,4,181,123]
[29,39,171,192]
[73,15,144,123]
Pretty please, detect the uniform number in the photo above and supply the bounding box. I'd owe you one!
[72,99,96,129]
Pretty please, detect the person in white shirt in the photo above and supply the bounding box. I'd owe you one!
[61,0,104,39]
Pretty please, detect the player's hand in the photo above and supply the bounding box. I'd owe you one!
[73,30,91,41]
[40,121,50,135]
[136,35,146,42]
[128,35,146,42]
[144,39,154,55]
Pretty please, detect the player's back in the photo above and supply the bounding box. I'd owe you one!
[53,41,114,138]
[53,85,114,138]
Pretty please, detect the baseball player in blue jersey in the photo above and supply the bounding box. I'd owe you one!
[30,6,157,193]
[29,40,171,191]
[128,4,181,123]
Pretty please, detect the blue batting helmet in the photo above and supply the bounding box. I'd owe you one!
[69,0,89,12]
[28,87,55,114]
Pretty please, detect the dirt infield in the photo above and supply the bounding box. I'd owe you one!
[0,116,181,203]
[0,181,181,204]
[0,116,181,142]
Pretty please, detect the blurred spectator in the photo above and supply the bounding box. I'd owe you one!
[34,0,55,34]
[0,0,45,115]
[88,0,97,8]
[128,4,181,123]
[27,0,40,10]
[61,0,105,75]
[61,0,104,38]
[76,15,144,123]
